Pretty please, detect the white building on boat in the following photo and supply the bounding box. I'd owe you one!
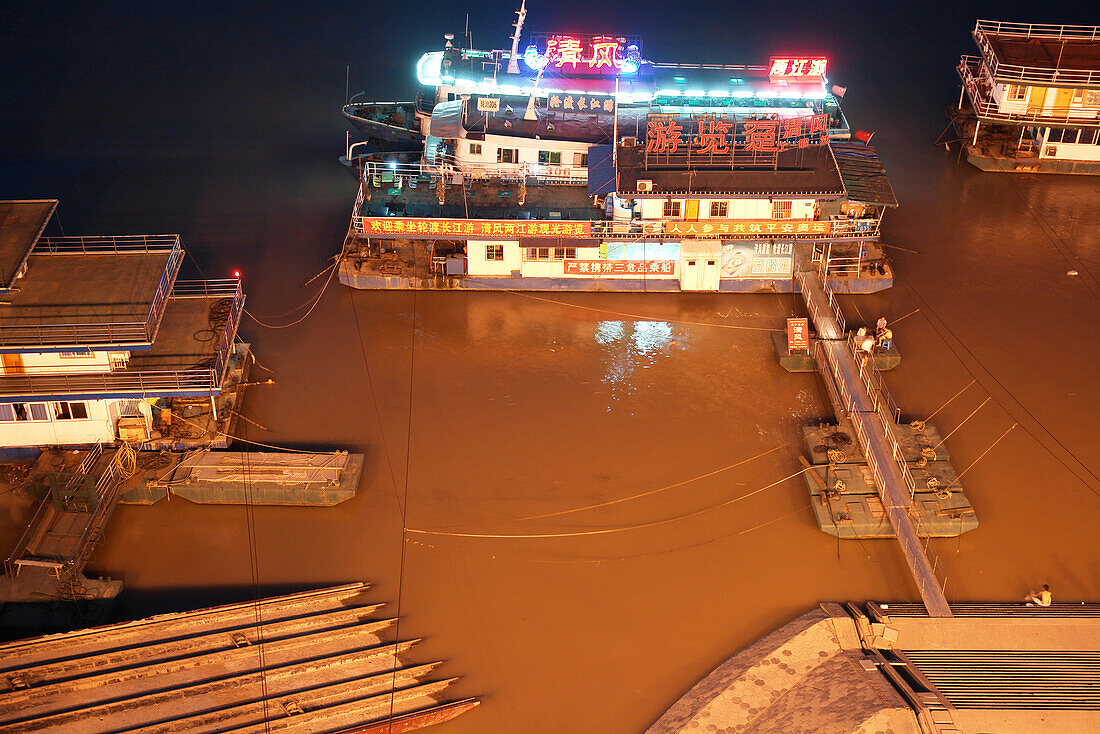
[0,200,245,456]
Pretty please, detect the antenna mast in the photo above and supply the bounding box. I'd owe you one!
[507,0,527,74]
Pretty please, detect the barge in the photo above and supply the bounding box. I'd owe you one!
[954,20,1100,174]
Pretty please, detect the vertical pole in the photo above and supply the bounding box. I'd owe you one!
[210,396,218,423]
[972,120,980,147]
[958,83,965,109]
[613,75,620,169]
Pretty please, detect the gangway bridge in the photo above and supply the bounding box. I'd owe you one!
[796,261,953,618]
[3,445,126,601]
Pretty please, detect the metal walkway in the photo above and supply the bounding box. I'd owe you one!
[797,268,952,617]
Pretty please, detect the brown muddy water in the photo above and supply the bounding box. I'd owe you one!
[4,2,1100,731]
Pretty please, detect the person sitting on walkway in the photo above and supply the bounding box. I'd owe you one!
[1025,584,1052,607]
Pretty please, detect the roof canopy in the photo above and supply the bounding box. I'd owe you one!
[830,143,897,208]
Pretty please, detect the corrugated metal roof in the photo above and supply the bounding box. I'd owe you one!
[830,143,898,207]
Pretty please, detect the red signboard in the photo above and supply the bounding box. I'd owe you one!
[664,220,832,237]
[787,318,810,351]
[360,217,592,240]
[768,57,828,82]
[645,113,830,155]
[564,260,676,275]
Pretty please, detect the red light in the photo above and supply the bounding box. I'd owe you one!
[233,270,241,278]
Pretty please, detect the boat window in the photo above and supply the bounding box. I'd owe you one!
[1072,88,1084,104]
[662,201,681,218]
[1008,84,1027,101]
[772,200,793,220]
[497,148,519,164]
[574,153,588,167]
[1084,90,1100,106]
[485,244,503,261]
[469,143,482,155]
[54,401,90,420]
[538,150,562,165]
[709,201,728,218]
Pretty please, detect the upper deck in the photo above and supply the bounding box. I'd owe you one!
[0,235,183,352]
[974,20,1100,86]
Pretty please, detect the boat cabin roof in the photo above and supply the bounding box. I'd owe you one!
[986,34,1100,74]
[616,144,846,198]
[0,200,56,291]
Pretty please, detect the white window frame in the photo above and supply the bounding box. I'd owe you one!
[469,142,482,155]
[485,244,504,261]
[0,402,51,422]
[538,150,562,165]
[772,200,793,220]
[709,201,728,218]
[497,148,519,164]
[662,200,681,218]
[53,401,90,421]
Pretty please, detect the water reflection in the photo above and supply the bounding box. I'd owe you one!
[594,320,677,402]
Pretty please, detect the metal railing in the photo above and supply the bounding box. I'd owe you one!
[975,19,1100,42]
[2,236,184,349]
[970,22,1100,86]
[795,269,846,336]
[34,234,181,254]
[959,57,1100,124]
[357,155,587,186]
[0,368,219,398]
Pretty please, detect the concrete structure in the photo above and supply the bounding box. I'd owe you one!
[652,601,1100,733]
[648,604,920,734]
[0,583,478,733]
[956,20,1100,173]
[0,200,245,453]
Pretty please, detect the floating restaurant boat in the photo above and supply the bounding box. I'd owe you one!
[340,3,897,293]
[954,20,1100,174]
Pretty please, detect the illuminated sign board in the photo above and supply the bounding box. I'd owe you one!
[360,217,592,239]
[645,113,830,156]
[476,97,500,112]
[768,57,828,82]
[664,221,832,237]
[722,242,794,278]
[548,94,615,114]
[523,34,641,75]
[564,260,676,275]
[787,318,810,351]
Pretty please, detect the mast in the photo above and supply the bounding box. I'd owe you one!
[507,0,527,74]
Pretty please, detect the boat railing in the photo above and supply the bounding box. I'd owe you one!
[0,321,150,350]
[33,234,181,255]
[968,26,1100,86]
[358,156,587,186]
[975,19,1100,42]
[0,367,221,399]
[958,57,1100,123]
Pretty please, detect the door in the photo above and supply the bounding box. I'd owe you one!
[1026,86,1046,114]
[685,199,699,220]
[680,258,700,290]
[1053,87,1073,120]
[1,354,25,375]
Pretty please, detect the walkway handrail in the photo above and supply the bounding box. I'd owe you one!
[975,19,1100,41]
[961,51,1100,92]
[33,234,181,255]
[0,367,219,398]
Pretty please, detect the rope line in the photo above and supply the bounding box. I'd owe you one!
[932,396,991,452]
[921,379,976,426]
[955,423,1017,481]
[406,467,809,540]
[517,442,790,521]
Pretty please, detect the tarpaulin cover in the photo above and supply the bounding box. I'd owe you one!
[587,144,616,196]
[428,100,464,138]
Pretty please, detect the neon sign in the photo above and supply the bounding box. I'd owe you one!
[768,57,828,82]
[522,35,640,75]
[644,113,831,156]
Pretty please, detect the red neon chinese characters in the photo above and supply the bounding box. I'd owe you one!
[646,117,684,154]
[743,120,779,152]
[696,114,732,154]
[780,117,803,141]
[768,57,828,80]
[808,113,829,142]
[590,41,620,69]
[549,37,585,67]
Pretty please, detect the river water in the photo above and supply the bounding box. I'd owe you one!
[3,2,1100,731]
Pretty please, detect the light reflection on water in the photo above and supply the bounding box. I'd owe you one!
[594,320,677,403]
